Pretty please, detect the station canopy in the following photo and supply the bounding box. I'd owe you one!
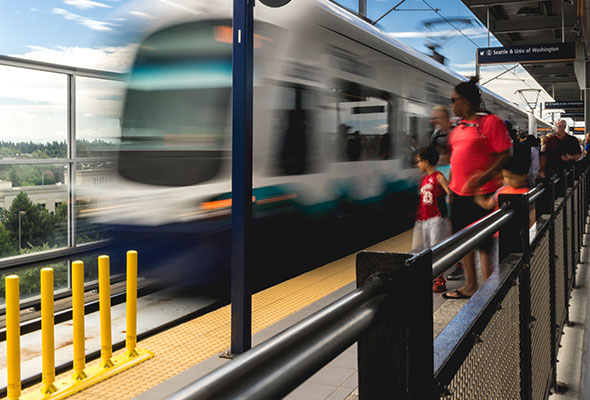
[463,0,589,120]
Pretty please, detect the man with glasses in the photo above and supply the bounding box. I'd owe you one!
[539,120,582,178]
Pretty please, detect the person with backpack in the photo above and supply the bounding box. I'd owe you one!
[443,76,512,299]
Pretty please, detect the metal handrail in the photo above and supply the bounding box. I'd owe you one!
[0,55,126,80]
[165,277,391,400]
[528,185,545,204]
[161,178,557,399]
[431,207,514,278]
[0,240,109,274]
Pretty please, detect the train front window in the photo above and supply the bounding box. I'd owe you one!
[118,20,278,186]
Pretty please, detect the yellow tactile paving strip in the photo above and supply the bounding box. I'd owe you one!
[18,230,412,400]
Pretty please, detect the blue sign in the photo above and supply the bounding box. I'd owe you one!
[561,112,584,118]
[545,101,584,109]
[477,43,576,65]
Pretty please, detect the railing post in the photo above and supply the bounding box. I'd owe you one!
[356,250,434,399]
[72,260,87,380]
[98,255,114,368]
[498,192,532,400]
[568,167,577,289]
[6,275,20,400]
[126,250,139,358]
[561,169,572,328]
[545,177,559,392]
[41,268,57,395]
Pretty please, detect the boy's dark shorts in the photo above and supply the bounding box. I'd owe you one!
[450,191,494,252]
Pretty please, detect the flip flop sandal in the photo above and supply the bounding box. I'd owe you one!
[442,289,471,299]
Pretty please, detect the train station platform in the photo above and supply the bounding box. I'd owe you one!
[16,230,419,399]
[10,229,589,399]
[11,225,489,400]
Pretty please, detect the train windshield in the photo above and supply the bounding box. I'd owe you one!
[118,20,276,186]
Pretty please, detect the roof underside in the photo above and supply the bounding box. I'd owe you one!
[462,0,585,119]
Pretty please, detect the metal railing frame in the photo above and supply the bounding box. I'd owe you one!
[163,162,589,400]
[0,54,124,295]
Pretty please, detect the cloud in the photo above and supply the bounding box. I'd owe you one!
[129,10,155,19]
[12,44,136,73]
[450,62,476,69]
[389,27,490,40]
[52,8,118,31]
[63,0,112,9]
[0,45,136,143]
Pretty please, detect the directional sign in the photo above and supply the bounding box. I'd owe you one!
[545,101,584,109]
[260,0,291,7]
[476,42,576,65]
[561,111,584,118]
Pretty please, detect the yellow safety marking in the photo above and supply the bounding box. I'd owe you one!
[20,230,412,400]
[20,350,153,400]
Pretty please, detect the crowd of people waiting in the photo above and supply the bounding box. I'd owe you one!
[413,76,583,298]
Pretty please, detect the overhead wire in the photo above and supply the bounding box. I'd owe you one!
[420,0,552,105]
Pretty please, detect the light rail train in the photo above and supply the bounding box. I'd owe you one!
[87,0,551,288]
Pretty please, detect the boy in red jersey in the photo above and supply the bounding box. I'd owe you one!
[412,146,451,292]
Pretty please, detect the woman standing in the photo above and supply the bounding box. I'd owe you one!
[443,77,512,299]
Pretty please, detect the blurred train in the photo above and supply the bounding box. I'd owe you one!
[87,0,551,289]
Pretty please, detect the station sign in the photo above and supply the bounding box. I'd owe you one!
[476,42,576,65]
[561,111,584,118]
[545,101,584,109]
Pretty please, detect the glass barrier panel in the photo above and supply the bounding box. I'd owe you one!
[0,163,68,259]
[76,76,124,158]
[0,65,67,158]
[75,161,115,244]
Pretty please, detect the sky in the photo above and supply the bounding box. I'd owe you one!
[0,0,558,144]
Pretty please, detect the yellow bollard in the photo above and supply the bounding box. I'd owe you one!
[40,268,57,395]
[6,275,21,400]
[71,261,87,380]
[125,250,138,358]
[98,255,113,368]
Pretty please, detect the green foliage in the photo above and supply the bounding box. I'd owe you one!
[0,223,17,258]
[0,248,68,299]
[0,141,67,158]
[2,192,64,249]
[0,164,65,187]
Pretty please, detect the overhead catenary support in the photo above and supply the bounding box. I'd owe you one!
[487,6,490,47]
[562,0,565,43]
[359,0,366,17]
[372,0,406,25]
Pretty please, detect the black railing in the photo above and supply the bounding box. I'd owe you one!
[165,162,589,400]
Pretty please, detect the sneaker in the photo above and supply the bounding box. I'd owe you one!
[447,264,464,281]
[433,275,446,293]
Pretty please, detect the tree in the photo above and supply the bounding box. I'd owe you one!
[3,192,56,249]
[0,223,16,257]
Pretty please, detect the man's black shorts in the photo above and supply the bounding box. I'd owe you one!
[450,191,494,252]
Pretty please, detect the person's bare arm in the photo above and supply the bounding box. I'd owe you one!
[539,154,546,178]
[437,172,451,196]
[462,149,511,193]
[474,194,495,210]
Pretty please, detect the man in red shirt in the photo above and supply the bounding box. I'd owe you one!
[443,77,512,300]
[539,120,582,178]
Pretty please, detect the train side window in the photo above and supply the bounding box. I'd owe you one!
[323,80,391,162]
[272,84,317,175]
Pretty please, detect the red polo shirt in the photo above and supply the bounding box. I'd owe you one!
[449,114,512,196]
